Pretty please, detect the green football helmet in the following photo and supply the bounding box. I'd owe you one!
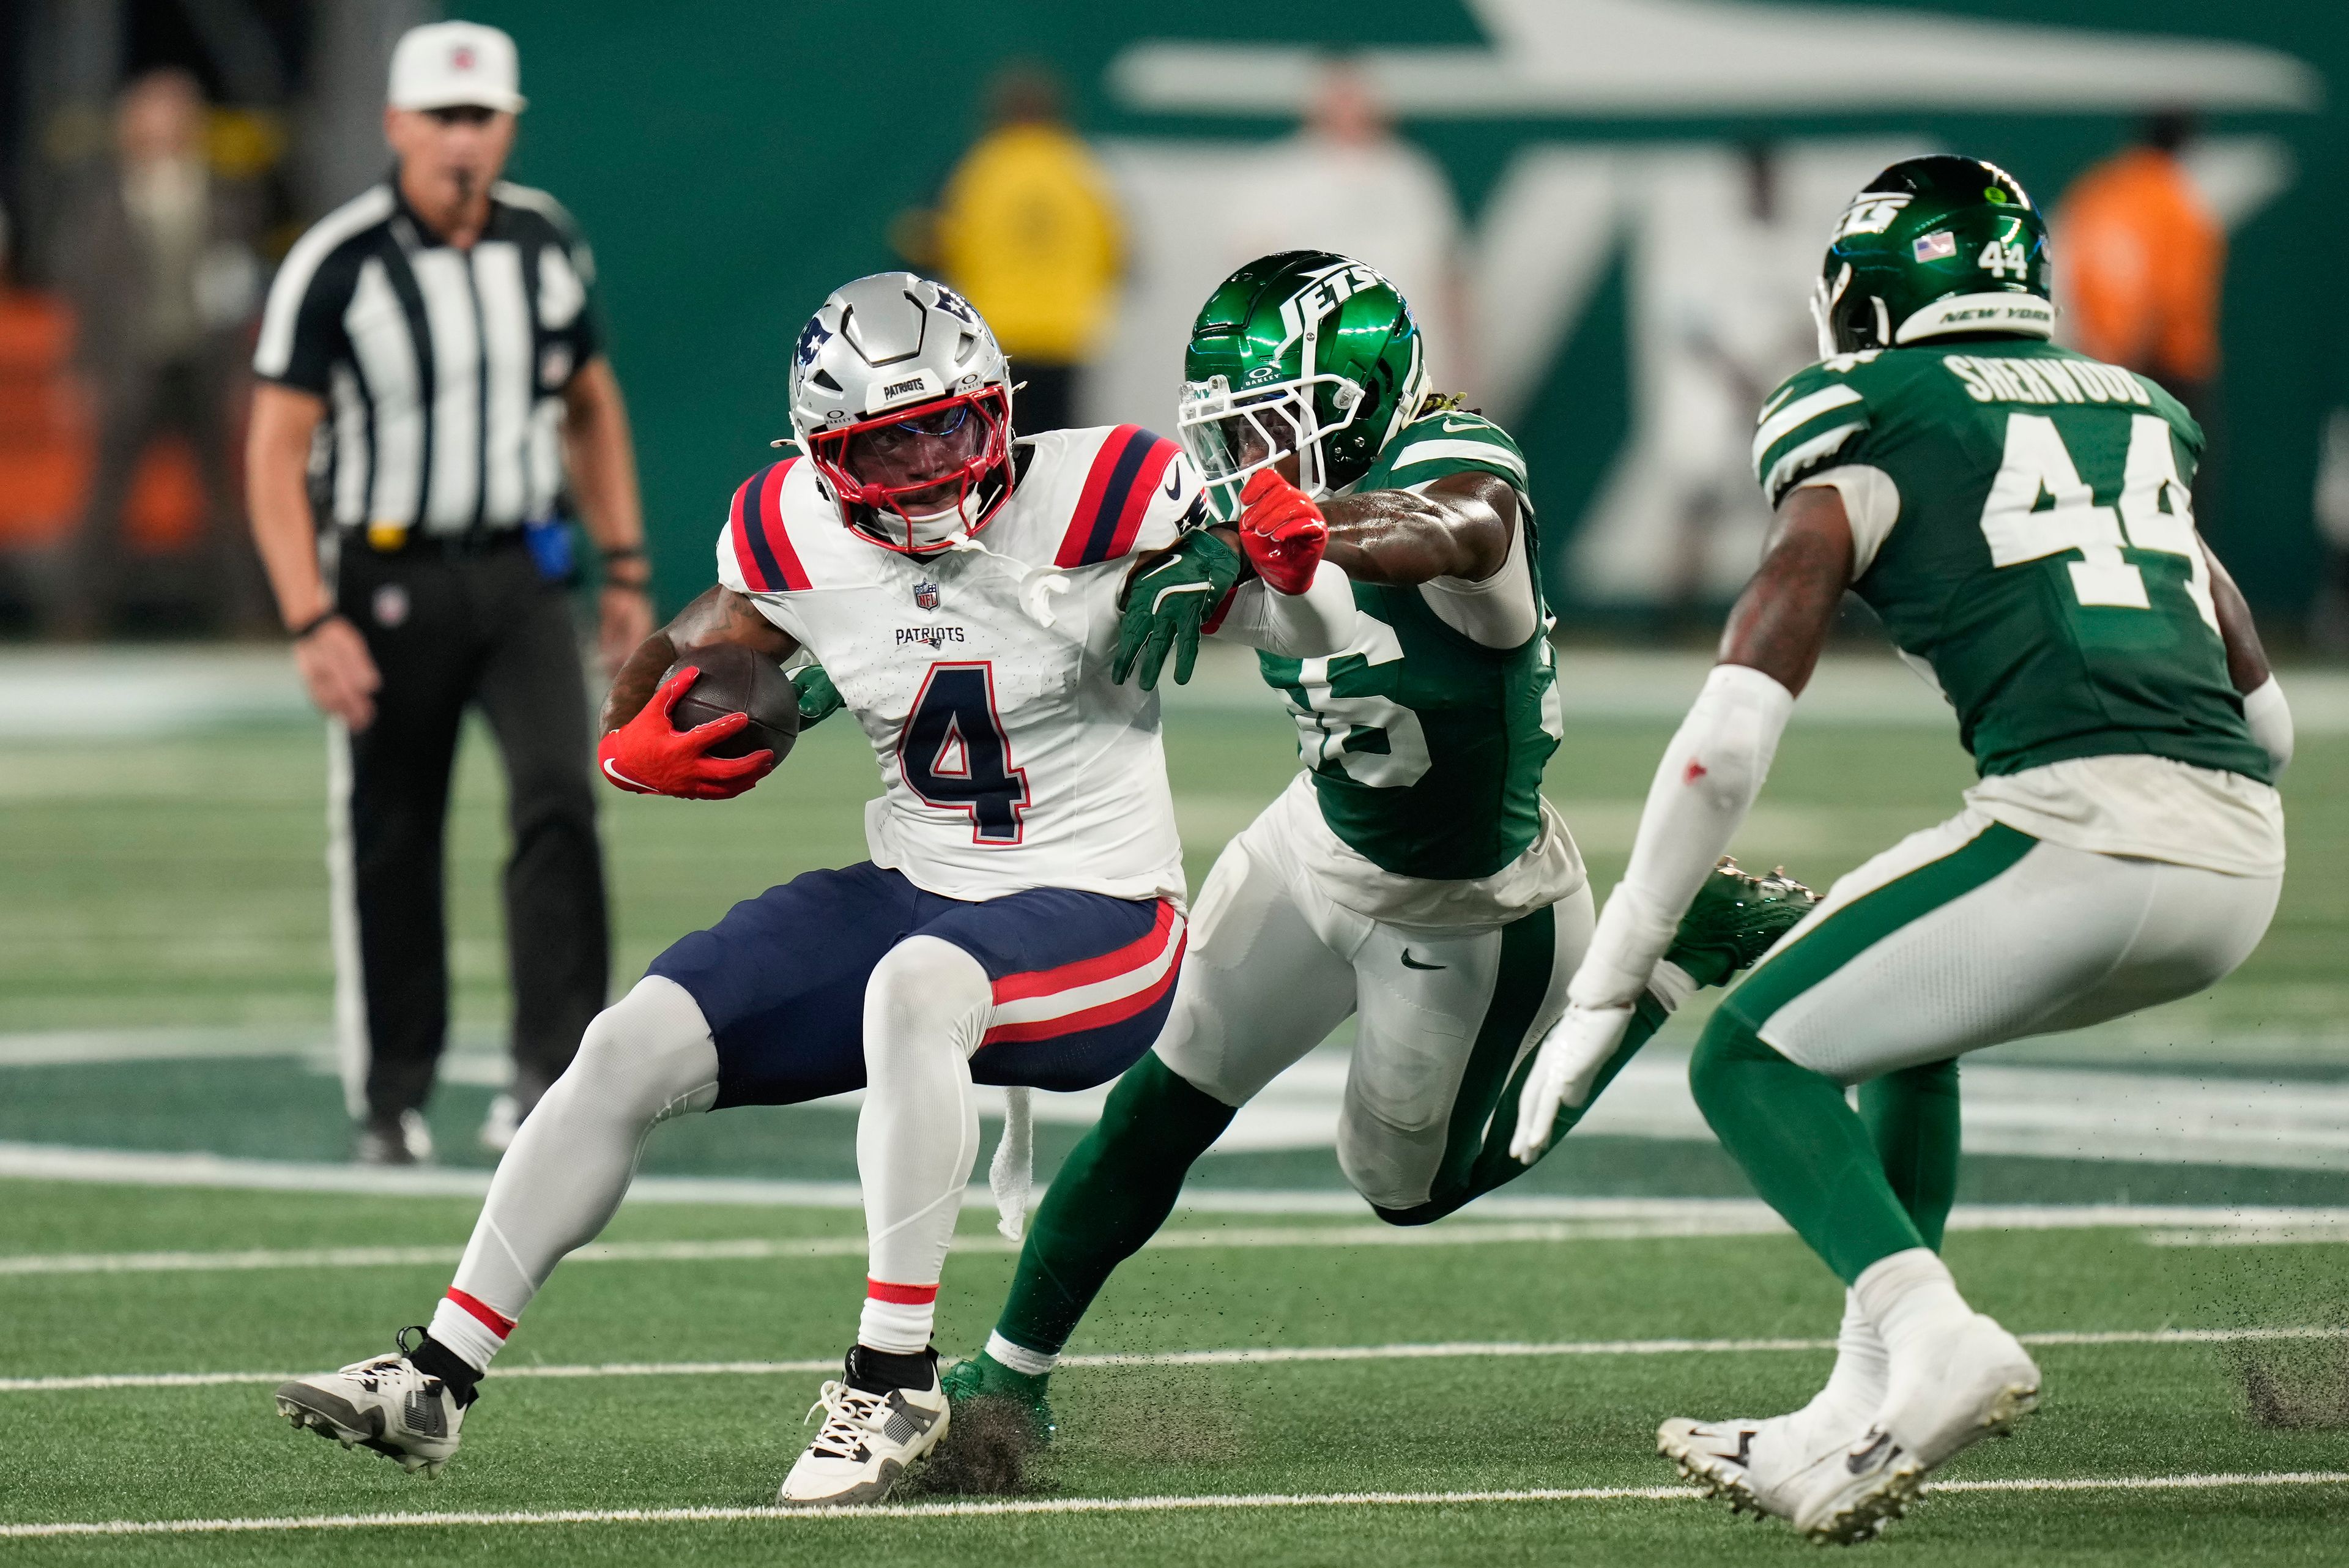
[1178,250,1430,519]
[1815,155,2055,357]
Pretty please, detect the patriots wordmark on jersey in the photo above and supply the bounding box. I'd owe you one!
[714,423,1201,905]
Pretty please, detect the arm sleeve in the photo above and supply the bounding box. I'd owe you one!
[1209,560,1356,656]
[2243,675,2292,777]
[1568,663,1797,1009]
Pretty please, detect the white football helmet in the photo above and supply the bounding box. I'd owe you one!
[788,272,1017,553]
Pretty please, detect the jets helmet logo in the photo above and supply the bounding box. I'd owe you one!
[1832,193,1911,240]
[1274,261,1384,352]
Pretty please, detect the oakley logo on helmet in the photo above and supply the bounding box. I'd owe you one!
[1833,193,1911,239]
[1274,261,1384,352]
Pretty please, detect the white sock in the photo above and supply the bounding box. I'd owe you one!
[856,936,993,1355]
[986,1331,1058,1377]
[1852,1247,1975,1371]
[427,1291,510,1373]
[1793,1290,1888,1430]
[437,977,719,1370]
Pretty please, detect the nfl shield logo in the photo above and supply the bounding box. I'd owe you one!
[913,580,940,611]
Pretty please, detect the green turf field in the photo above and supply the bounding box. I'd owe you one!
[3,656,2346,1561]
[2,1182,2347,1563]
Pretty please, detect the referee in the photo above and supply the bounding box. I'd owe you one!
[245,23,650,1164]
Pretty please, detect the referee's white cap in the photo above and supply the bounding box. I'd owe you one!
[388,21,527,114]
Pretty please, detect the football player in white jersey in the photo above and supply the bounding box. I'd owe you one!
[271,273,1356,1506]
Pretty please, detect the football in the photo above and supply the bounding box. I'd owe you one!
[661,643,801,764]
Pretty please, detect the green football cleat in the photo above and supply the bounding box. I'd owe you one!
[1663,858,1818,990]
[939,1351,1056,1446]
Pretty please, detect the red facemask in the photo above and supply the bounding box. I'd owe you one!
[806,387,1016,554]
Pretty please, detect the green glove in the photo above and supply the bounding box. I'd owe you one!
[789,663,844,729]
[1112,529,1244,691]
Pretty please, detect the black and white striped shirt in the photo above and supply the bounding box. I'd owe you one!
[253,176,603,535]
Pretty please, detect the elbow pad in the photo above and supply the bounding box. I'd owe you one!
[2243,677,2293,777]
[1570,663,1796,1008]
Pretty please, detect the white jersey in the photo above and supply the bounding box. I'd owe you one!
[715,425,1201,905]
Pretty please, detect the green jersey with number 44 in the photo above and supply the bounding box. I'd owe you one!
[1754,340,2269,784]
[1257,408,1565,880]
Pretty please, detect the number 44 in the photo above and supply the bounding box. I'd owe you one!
[1977,237,2030,280]
[1978,411,2219,630]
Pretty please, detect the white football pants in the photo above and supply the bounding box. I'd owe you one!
[1750,809,2282,1083]
[1154,796,1592,1213]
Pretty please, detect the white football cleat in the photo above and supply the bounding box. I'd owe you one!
[1791,1315,2041,1544]
[1658,1408,1861,1520]
[777,1357,950,1507]
[275,1347,465,1475]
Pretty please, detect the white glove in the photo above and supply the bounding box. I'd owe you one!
[1509,1002,1636,1164]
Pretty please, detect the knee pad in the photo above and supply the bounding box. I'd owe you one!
[563,975,721,1124]
[864,936,993,1065]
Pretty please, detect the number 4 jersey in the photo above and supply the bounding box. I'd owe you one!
[1754,340,2282,875]
[715,425,1202,905]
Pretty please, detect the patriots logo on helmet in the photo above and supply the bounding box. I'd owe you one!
[913,580,941,611]
[930,284,978,324]
[794,316,833,368]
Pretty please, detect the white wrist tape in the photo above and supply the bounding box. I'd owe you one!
[1569,662,1796,1008]
[2242,676,2292,777]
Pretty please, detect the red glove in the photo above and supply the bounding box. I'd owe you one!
[596,667,775,800]
[1237,469,1329,596]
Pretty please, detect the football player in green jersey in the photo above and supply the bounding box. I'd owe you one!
[1511,157,2291,1544]
[940,251,1816,1435]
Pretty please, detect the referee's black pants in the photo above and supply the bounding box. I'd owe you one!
[332,535,609,1123]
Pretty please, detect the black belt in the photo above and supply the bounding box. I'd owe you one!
[344,525,529,560]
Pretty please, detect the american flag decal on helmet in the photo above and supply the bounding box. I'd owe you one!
[1913,230,1958,262]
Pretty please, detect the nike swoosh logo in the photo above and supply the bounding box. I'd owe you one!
[1438,417,1481,433]
[1399,952,1446,971]
[1846,1429,1896,1474]
[1163,467,1182,499]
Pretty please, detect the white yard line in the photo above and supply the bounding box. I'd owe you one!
[13,1203,2349,1278]
[2,1472,2342,1537]
[8,1142,2349,1233]
[7,1326,2340,1395]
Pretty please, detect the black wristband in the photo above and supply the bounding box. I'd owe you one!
[601,545,648,564]
[602,578,652,595]
[289,608,339,641]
